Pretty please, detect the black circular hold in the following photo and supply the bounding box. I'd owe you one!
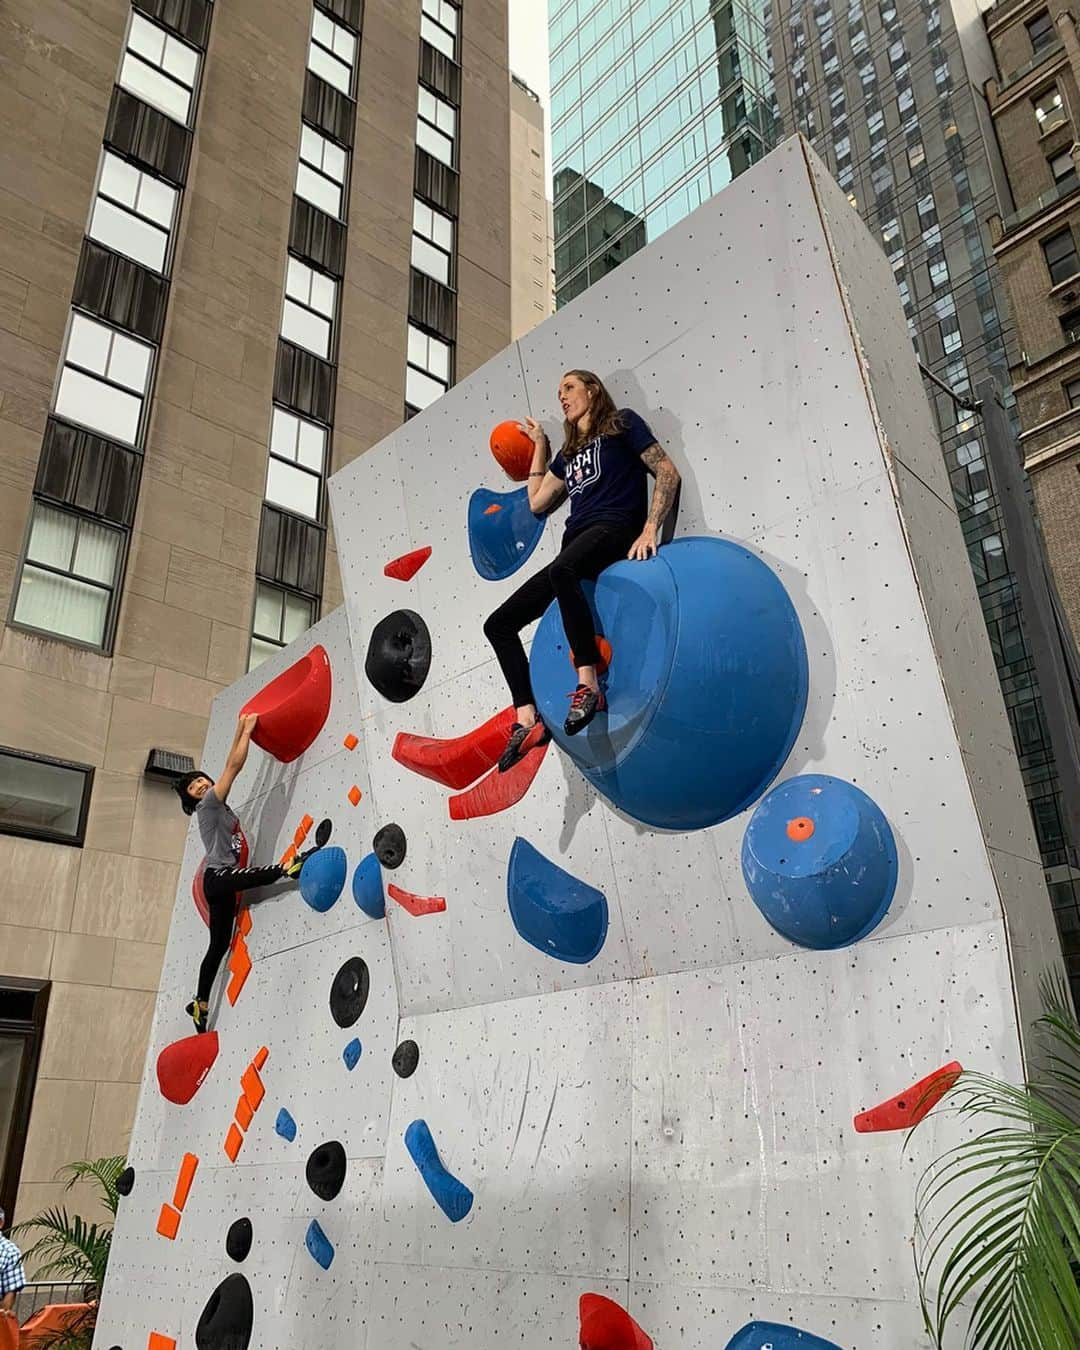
[373,823,406,869]
[392,1039,420,1079]
[195,1272,253,1350]
[116,1166,135,1197]
[364,609,431,703]
[329,957,370,1028]
[225,1217,252,1263]
[306,1140,347,1201]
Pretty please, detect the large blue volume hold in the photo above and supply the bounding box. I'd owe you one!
[404,1119,474,1223]
[725,1321,842,1350]
[506,837,608,964]
[467,485,545,581]
[304,1219,335,1270]
[299,847,347,913]
[351,852,385,919]
[529,536,808,831]
[741,774,898,949]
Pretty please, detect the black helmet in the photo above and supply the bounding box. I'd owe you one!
[173,770,211,816]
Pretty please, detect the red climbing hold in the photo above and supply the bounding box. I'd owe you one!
[193,832,248,926]
[854,1060,962,1132]
[387,883,446,916]
[384,546,432,582]
[489,420,535,481]
[579,1293,653,1350]
[240,644,331,763]
[393,706,516,790]
[156,1032,220,1106]
[448,738,549,820]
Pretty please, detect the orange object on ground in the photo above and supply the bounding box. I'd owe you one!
[156,1203,181,1240]
[235,1094,253,1132]
[240,643,331,763]
[172,1152,198,1210]
[387,883,446,917]
[225,936,252,1005]
[240,1062,265,1111]
[854,1061,963,1132]
[579,1294,653,1350]
[489,420,534,480]
[348,785,362,806]
[393,705,516,790]
[254,1045,269,1069]
[15,1306,92,1348]
[0,1311,14,1350]
[568,635,612,675]
[384,546,432,581]
[147,1333,176,1350]
[448,738,549,820]
[224,1123,243,1162]
[344,733,358,750]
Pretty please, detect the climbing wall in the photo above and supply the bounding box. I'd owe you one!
[96,136,1061,1350]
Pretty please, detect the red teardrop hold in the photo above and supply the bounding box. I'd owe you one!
[853,1060,962,1132]
[240,644,332,763]
[393,706,516,790]
[448,738,549,820]
[384,546,432,581]
[156,1032,220,1106]
[579,1293,653,1350]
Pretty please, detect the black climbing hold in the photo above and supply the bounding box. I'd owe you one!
[392,1039,420,1078]
[373,823,406,869]
[306,1140,347,1201]
[364,609,431,703]
[329,956,369,1028]
[314,817,332,847]
[226,1217,252,1263]
[195,1272,253,1350]
[116,1165,135,1197]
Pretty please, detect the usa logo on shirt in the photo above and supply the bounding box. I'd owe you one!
[567,439,601,495]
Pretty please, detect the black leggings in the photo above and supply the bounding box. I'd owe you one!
[196,864,285,1002]
[483,522,638,708]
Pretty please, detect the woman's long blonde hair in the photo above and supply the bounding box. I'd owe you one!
[560,370,623,459]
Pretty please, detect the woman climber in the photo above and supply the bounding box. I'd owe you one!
[173,713,307,1034]
[483,370,681,770]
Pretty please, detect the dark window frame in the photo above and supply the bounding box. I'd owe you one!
[55,307,156,450]
[87,147,179,277]
[1044,226,1080,285]
[0,745,95,847]
[420,0,460,62]
[296,119,351,223]
[1026,9,1056,54]
[0,978,51,1227]
[248,579,319,672]
[120,9,203,130]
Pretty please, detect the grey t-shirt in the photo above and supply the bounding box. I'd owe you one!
[197,787,244,870]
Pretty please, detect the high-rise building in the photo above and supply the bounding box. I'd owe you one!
[509,74,555,339]
[0,0,509,1228]
[549,0,1079,973]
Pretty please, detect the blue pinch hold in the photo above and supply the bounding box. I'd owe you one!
[304,1219,334,1270]
[299,846,347,913]
[506,837,608,964]
[467,485,545,581]
[351,852,385,919]
[725,1322,842,1350]
[342,1038,362,1070]
[404,1119,473,1223]
[274,1108,297,1142]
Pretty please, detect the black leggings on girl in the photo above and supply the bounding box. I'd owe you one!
[196,864,285,1002]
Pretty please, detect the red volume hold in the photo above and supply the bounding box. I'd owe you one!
[853,1060,962,1133]
[387,883,446,916]
[448,739,549,820]
[241,644,331,763]
[384,546,432,582]
[156,1032,220,1106]
[393,706,516,790]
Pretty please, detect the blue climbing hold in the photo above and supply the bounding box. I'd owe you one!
[467,485,545,581]
[404,1119,473,1223]
[304,1219,334,1270]
[275,1108,297,1142]
[342,1038,362,1070]
[741,773,898,950]
[351,852,385,919]
[506,837,608,964]
[725,1322,842,1350]
[529,536,808,831]
[299,846,347,913]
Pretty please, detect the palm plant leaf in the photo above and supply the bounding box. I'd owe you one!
[57,1155,124,1218]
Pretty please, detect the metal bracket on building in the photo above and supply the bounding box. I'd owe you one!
[917,361,983,414]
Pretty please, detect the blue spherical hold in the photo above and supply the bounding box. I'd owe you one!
[299,846,347,913]
[351,852,385,919]
[506,837,608,964]
[741,774,898,950]
[529,536,808,831]
[726,1322,842,1350]
[467,485,545,581]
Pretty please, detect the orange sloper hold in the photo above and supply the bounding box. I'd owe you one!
[235,1094,253,1132]
[384,545,432,581]
[224,1123,243,1162]
[148,1335,176,1350]
[240,1062,265,1112]
[348,785,362,807]
[172,1153,198,1210]
[387,883,446,917]
[155,1204,181,1240]
[343,733,358,750]
[226,936,252,1005]
[254,1045,269,1070]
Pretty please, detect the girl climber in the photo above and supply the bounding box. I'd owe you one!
[483,370,681,771]
[174,713,308,1033]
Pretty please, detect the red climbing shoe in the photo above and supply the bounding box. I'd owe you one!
[565,685,606,736]
[497,719,551,773]
[186,1000,209,1034]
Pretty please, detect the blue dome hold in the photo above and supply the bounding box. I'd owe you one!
[529,536,808,831]
[467,485,545,581]
[741,774,898,949]
[506,837,608,964]
[726,1322,842,1350]
[351,852,385,919]
[299,846,347,913]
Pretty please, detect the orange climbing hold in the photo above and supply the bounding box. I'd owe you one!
[156,1204,181,1240]
[387,883,446,917]
[224,1123,243,1162]
[483,502,502,515]
[854,1061,963,1132]
[568,635,612,675]
[384,545,432,581]
[489,420,534,481]
[344,733,358,750]
[235,1094,253,1132]
[172,1152,198,1210]
[241,643,331,763]
[225,936,252,1006]
[348,785,362,806]
[235,906,252,937]
[393,705,516,789]
[254,1045,269,1070]
[148,1335,177,1350]
[240,1062,265,1112]
[786,816,815,841]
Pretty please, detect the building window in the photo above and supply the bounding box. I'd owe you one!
[1043,227,1079,285]
[1034,86,1067,135]
[282,257,336,359]
[1061,307,1080,342]
[55,313,153,446]
[296,125,348,219]
[982,533,1008,581]
[0,747,93,846]
[0,978,50,1228]
[405,323,451,411]
[249,581,315,671]
[308,10,357,97]
[1026,10,1056,53]
[417,87,457,167]
[266,406,326,521]
[12,502,123,649]
[88,150,178,274]
[1050,148,1078,189]
[411,198,455,285]
[1065,377,1080,407]
[421,0,459,59]
[119,12,199,125]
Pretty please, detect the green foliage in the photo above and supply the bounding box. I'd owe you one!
[913,975,1080,1349]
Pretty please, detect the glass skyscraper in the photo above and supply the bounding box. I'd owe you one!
[550,0,1078,973]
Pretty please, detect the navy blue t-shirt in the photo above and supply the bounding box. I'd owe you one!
[549,408,656,541]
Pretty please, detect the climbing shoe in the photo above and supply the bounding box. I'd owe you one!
[186,1000,209,1034]
[497,719,550,773]
[565,684,606,736]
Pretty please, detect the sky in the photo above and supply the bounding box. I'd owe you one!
[508,0,553,176]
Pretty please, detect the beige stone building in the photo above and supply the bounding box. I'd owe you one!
[0,0,509,1234]
[509,73,554,341]
[985,0,1080,646]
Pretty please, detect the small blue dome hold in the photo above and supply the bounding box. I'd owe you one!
[351,852,385,919]
[506,837,608,964]
[467,485,545,581]
[299,846,347,913]
[741,774,898,950]
[726,1322,842,1350]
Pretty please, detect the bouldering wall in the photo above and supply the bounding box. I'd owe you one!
[95,137,1061,1349]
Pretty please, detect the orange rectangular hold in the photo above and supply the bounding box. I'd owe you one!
[156,1203,181,1240]
[240,1062,264,1111]
[236,906,252,937]
[235,1094,253,1132]
[226,937,252,1005]
[254,1045,269,1070]
[148,1335,177,1350]
[293,826,307,847]
[343,733,358,750]
[301,812,314,832]
[224,1123,243,1162]
[172,1152,199,1211]
[348,785,362,807]
[279,843,297,867]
